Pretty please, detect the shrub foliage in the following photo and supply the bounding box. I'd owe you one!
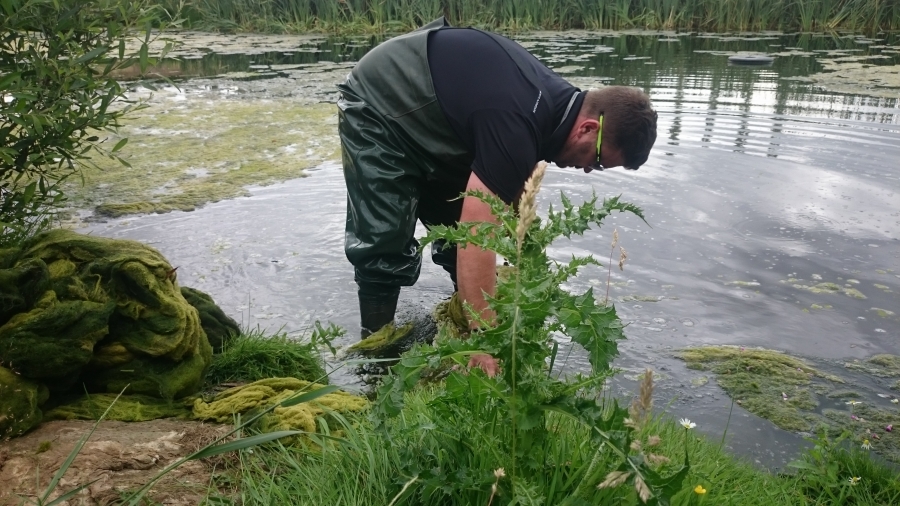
[0,0,173,245]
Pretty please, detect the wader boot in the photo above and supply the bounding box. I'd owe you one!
[358,287,400,339]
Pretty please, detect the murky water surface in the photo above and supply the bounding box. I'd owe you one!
[82,31,900,468]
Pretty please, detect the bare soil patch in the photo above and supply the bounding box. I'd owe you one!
[0,419,230,506]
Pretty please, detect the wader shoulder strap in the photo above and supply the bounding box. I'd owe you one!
[417,16,451,31]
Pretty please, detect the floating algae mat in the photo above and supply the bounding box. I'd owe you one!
[786,55,900,99]
[678,346,900,462]
[777,274,872,300]
[347,322,415,356]
[67,98,340,219]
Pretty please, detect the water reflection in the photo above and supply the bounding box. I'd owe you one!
[85,31,900,469]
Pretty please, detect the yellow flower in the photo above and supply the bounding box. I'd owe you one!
[694,485,707,494]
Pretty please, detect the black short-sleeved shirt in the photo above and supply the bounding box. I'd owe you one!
[427,28,583,203]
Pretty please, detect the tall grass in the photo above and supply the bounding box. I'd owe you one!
[155,0,899,33]
[206,324,341,386]
[229,388,900,505]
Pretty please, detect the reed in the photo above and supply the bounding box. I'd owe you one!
[154,0,899,33]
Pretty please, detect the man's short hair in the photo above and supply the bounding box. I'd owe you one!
[581,87,658,169]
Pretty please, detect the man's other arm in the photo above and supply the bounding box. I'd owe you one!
[457,170,499,329]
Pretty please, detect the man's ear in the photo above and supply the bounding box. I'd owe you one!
[577,117,599,138]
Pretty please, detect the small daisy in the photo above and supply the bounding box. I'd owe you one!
[846,400,862,406]
[680,418,697,430]
[849,476,861,485]
[861,439,871,450]
[891,398,899,404]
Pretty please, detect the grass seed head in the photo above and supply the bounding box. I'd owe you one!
[628,369,654,430]
[647,453,670,465]
[516,161,547,249]
[598,470,630,489]
[635,476,652,503]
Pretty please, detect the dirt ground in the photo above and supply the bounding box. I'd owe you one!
[0,419,232,506]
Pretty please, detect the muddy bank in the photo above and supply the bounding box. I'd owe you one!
[0,419,231,505]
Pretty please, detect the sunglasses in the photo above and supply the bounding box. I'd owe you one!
[589,114,604,172]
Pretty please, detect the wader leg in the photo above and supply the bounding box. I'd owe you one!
[418,177,465,292]
[339,89,423,336]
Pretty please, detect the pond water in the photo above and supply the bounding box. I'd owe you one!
[80,30,900,469]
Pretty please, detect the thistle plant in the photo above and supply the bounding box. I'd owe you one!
[372,162,690,504]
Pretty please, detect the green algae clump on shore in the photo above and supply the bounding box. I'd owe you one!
[45,393,193,422]
[0,230,212,399]
[676,346,842,432]
[0,366,49,439]
[433,292,470,340]
[0,230,246,437]
[180,286,240,353]
[192,377,367,434]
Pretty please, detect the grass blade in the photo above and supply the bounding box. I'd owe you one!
[45,480,100,506]
[190,431,301,460]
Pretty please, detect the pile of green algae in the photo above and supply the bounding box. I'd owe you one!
[678,346,900,463]
[0,229,236,438]
[0,229,369,441]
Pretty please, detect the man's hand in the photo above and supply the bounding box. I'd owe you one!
[468,353,500,378]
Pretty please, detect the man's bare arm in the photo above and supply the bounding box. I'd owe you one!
[457,171,499,329]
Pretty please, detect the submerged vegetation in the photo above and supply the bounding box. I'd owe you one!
[72,99,340,218]
[678,346,900,464]
[152,0,900,33]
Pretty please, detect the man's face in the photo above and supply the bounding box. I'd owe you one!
[553,118,626,173]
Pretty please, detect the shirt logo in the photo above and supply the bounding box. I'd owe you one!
[532,90,542,113]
